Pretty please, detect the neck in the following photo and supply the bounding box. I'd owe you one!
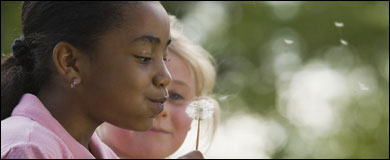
[37,82,101,149]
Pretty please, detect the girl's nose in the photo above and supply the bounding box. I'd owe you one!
[153,61,172,88]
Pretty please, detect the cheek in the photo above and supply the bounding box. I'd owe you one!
[99,123,134,151]
[169,107,192,151]
[171,107,192,133]
[89,62,154,127]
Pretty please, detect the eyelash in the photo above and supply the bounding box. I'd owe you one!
[135,56,152,63]
[169,92,184,100]
[135,56,170,63]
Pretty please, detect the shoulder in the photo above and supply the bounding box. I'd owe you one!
[1,142,53,159]
[1,116,73,158]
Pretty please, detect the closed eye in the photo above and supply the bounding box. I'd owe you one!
[135,55,152,63]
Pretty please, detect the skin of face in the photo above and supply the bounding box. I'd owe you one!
[97,50,196,158]
[78,2,172,131]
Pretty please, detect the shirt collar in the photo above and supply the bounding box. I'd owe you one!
[11,93,95,158]
[89,132,119,159]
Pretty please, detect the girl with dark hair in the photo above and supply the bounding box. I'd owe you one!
[0,1,192,158]
[96,15,219,159]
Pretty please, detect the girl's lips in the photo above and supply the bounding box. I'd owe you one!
[149,96,168,104]
[148,99,164,116]
[148,96,167,116]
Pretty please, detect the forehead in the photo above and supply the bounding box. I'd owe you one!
[166,51,195,89]
[92,2,171,58]
[120,2,170,41]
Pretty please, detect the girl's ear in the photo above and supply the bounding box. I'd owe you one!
[52,42,83,87]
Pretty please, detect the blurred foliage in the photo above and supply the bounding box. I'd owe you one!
[1,1,22,56]
[2,1,389,159]
[163,1,389,159]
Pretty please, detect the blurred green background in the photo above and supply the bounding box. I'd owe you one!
[2,1,389,159]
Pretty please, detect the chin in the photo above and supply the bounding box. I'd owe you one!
[134,126,153,132]
[142,149,171,159]
[116,118,154,131]
[132,119,155,131]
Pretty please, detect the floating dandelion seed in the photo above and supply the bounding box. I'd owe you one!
[218,95,230,101]
[185,97,215,150]
[340,39,348,46]
[284,39,294,44]
[334,21,349,46]
[359,82,369,91]
[334,21,344,28]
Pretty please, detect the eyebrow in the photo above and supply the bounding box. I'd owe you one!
[132,35,160,45]
[172,79,191,90]
[132,35,172,47]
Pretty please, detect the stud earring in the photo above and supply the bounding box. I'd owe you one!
[71,78,77,88]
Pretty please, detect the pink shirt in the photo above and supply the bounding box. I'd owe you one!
[1,93,118,159]
[89,132,119,159]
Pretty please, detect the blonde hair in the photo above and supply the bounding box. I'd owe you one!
[168,16,216,97]
[168,15,220,154]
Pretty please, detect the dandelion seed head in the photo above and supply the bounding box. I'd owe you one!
[186,97,215,120]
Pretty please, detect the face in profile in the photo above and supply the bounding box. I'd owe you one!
[80,2,172,131]
[97,50,196,158]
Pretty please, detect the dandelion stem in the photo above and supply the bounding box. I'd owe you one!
[196,118,201,150]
